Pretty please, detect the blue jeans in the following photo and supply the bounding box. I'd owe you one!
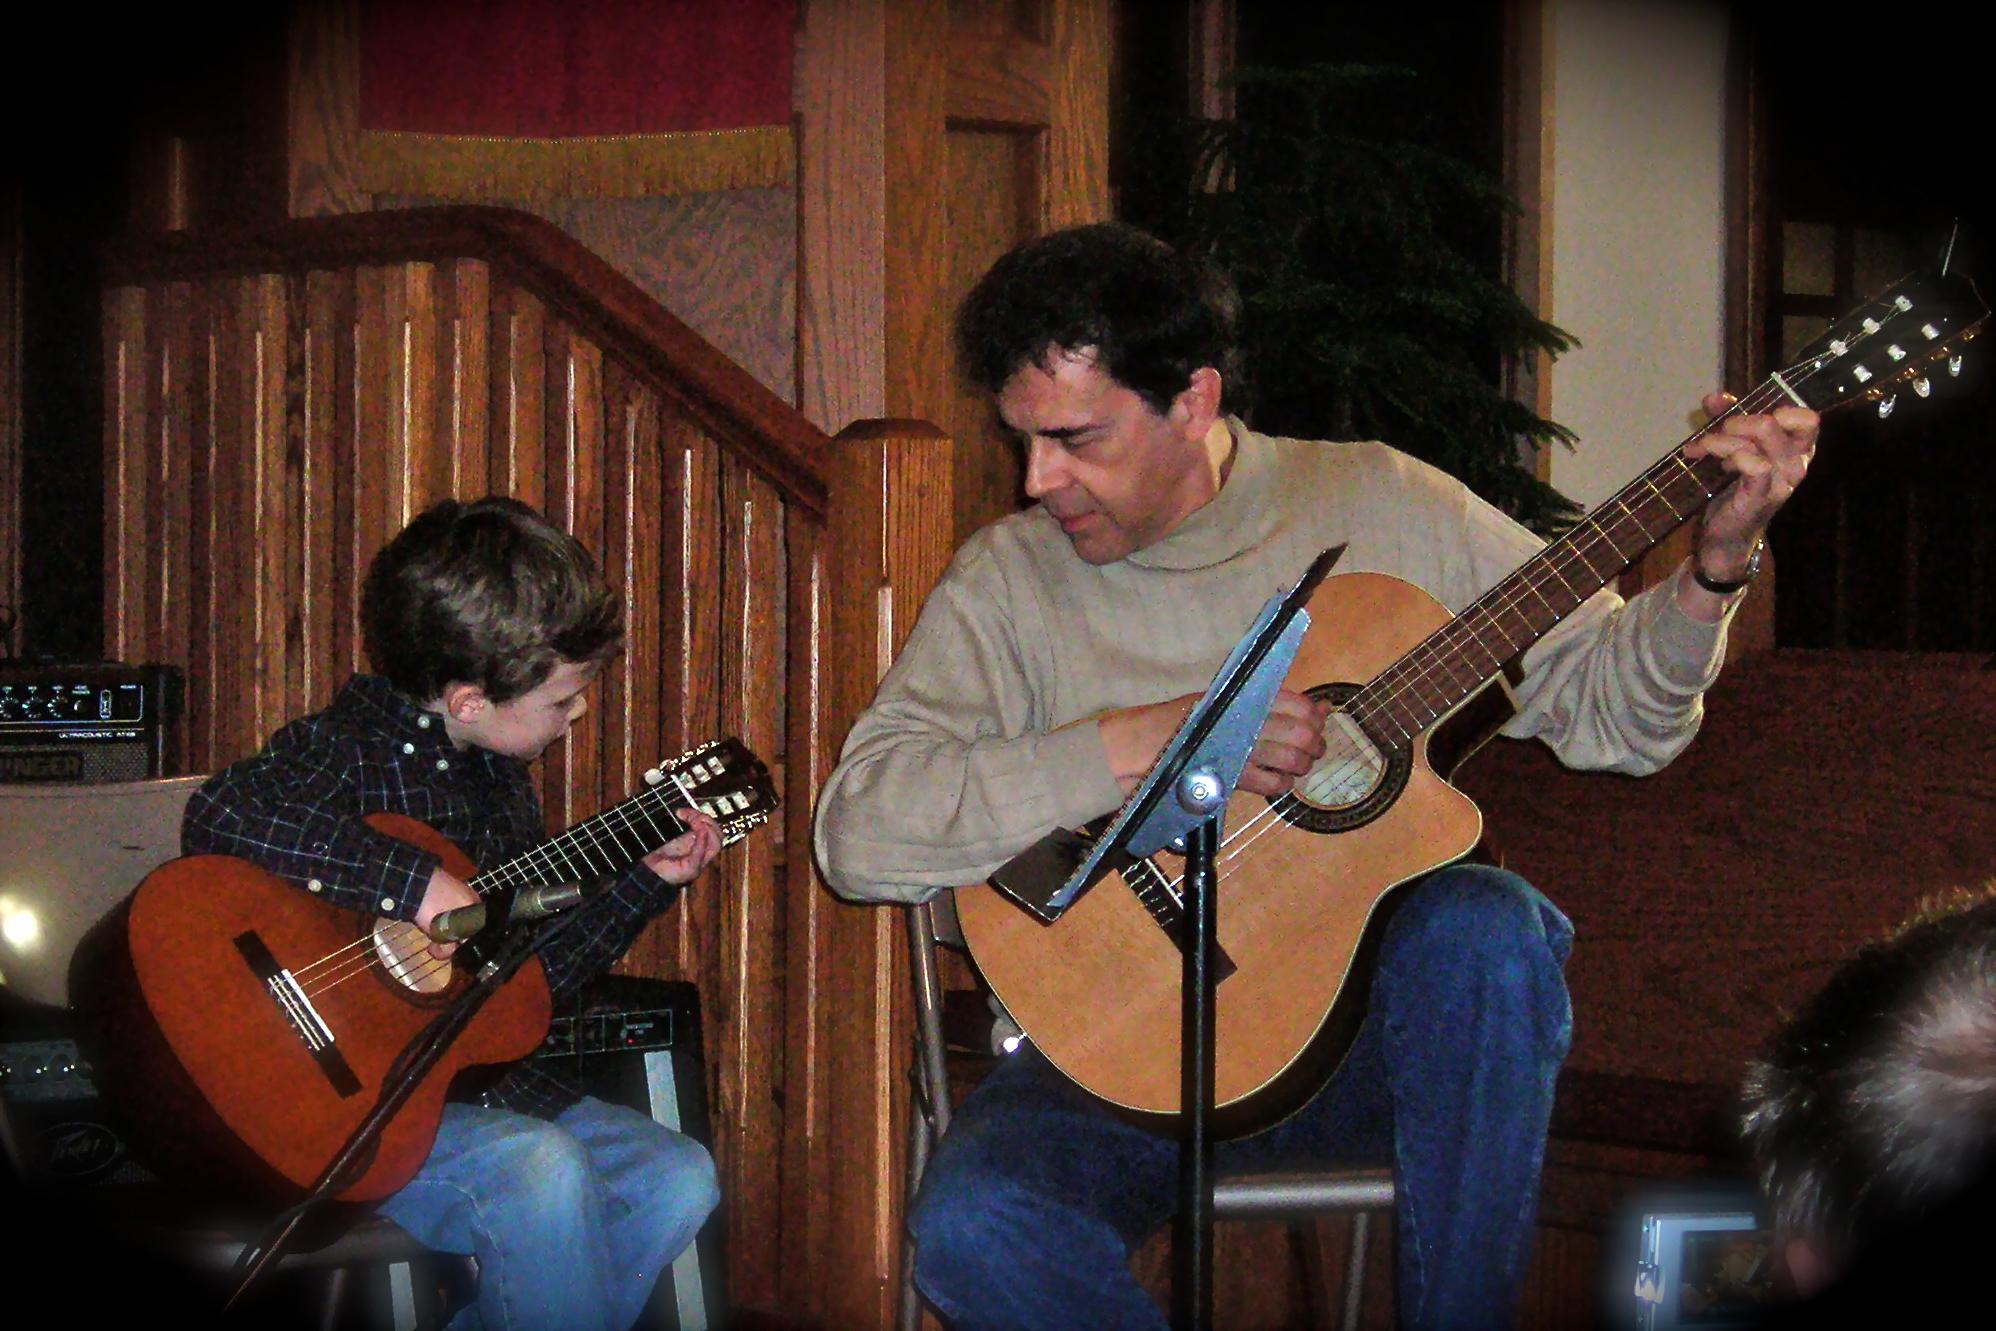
[377,1096,719,1331]
[909,864,1574,1331]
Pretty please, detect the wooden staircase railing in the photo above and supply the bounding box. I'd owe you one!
[100,203,953,1327]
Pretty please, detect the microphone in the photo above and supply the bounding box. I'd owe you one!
[426,882,585,942]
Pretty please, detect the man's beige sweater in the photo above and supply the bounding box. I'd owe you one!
[815,425,1735,904]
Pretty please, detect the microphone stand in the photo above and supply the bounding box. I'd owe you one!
[225,914,560,1314]
[988,546,1343,1331]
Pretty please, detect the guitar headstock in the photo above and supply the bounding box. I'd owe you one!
[1782,266,1988,418]
[645,737,778,847]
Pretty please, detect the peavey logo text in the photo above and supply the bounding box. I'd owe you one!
[41,1121,125,1179]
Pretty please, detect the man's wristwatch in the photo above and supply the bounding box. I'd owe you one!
[1692,539,1764,595]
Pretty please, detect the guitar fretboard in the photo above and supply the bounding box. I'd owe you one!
[470,779,692,897]
[1346,445,1733,750]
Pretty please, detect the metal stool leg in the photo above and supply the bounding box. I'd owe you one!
[898,1096,932,1331]
[1341,1211,1371,1331]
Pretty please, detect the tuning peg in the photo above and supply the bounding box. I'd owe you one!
[1949,353,1964,377]
[1878,394,1897,419]
[1914,376,1931,397]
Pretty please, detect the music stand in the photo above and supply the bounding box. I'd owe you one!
[989,544,1343,1331]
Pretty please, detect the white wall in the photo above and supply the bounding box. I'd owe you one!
[1546,0,1729,509]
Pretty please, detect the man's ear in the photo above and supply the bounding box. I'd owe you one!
[438,681,490,724]
[1171,367,1224,437]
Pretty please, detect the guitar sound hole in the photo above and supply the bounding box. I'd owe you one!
[371,919,455,996]
[1271,682,1411,834]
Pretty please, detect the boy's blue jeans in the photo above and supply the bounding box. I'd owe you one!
[909,864,1574,1331]
[378,1095,719,1331]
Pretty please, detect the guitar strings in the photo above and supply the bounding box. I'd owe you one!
[472,755,761,891]
[299,761,766,1001]
[270,770,754,1006]
[1203,378,1794,875]
[1143,370,1814,907]
[1355,378,1794,743]
[1219,371,1808,879]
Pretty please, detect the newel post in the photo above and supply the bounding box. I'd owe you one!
[783,419,953,1329]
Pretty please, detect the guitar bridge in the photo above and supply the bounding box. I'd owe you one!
[990,819,1238,979]
[232,930,363,1098]
[1125,858,1238,981]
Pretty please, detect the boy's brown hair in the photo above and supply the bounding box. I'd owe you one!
[361,496,621,704]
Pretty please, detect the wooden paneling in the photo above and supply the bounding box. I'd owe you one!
[798,0,1111,540]
[714,461,791,1305]
[942,126,1039,539]
[101,207,955,1330]
[1458,650,1996,1094]
[1452,648,1996,1324]
[794,0,889,436]
[101,287,150,669]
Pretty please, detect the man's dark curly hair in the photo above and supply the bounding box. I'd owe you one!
[361,496,622,705]
[1741,886,1996,1268]
[954,221,1244,415]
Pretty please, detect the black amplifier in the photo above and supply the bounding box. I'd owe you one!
[0,998,158,1189]
[0,662,178,783]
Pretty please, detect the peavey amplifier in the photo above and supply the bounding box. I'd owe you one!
[0,998,159,1190]
[531,976,725,1331]
[0,662,178,784]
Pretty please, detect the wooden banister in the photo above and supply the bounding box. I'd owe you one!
[103,205,829,517]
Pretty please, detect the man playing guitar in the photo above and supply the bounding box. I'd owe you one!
[813,222,1816,1330]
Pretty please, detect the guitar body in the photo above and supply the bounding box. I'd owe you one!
[955,572,1485,1136]
[72,813,551,1204]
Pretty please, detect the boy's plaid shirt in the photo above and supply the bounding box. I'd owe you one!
[183,673,685,1119]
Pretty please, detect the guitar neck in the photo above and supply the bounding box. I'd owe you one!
[1346,436,1733,750]
[1340,259,1991,748]
[472,783,690,896]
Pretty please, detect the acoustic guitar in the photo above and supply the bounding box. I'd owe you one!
[956,263,1988,1137]
[71,736,776,1203]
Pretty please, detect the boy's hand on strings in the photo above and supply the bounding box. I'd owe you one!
[414,867,480,960]
[644,807,724,885]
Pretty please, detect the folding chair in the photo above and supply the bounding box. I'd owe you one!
[898,892,1394,1331]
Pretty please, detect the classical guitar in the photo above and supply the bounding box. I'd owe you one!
[71,737,776,1203]
[956,264,1989,1137]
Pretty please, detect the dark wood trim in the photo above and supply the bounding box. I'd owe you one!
[1551,1068,1743,1160]
[1501,0,1553,479]
[0,182,19,654]
[103,206,830,517]
[1723,6,1773,399]
[288,0,367,219]
[946,29,1054,125]
[1717,12,1782,659]
[1187,0,1237,123]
